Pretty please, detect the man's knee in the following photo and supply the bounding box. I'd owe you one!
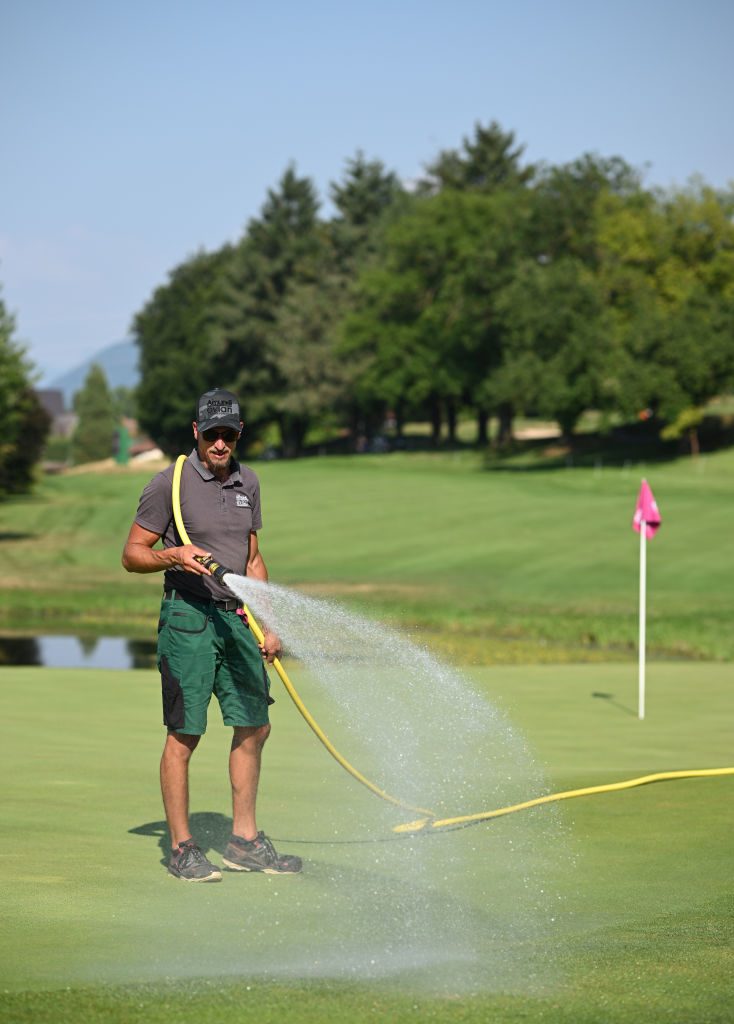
[164,731,200,762]
[232,723,271,750]
[250,723,271,750]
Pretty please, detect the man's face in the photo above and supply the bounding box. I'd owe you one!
[193,422,243,474]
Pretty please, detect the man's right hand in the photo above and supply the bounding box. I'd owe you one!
[122,523,214,576]
[177,545,213,574]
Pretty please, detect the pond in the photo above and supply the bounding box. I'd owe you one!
[0,636,158,670]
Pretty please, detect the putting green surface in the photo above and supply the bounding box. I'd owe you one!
[1,661,731,1023]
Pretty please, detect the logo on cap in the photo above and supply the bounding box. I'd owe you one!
[207,399,233,417]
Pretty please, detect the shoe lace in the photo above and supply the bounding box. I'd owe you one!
[256,832,279,863]
[178,840,207,868]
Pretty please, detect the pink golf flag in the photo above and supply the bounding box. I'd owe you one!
[632,479,662,539]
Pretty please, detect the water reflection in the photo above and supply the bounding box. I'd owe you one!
[0,636,42,666]
[0,636,157,670]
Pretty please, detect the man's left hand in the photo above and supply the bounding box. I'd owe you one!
[259,631,282,664]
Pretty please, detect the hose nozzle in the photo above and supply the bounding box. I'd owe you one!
[195,554,233,583]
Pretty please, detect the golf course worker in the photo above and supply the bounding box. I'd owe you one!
[121,388,302,882]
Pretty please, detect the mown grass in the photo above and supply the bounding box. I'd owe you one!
[1,445,731,1021]
[1,446,732,661]
[0,662,731,1023]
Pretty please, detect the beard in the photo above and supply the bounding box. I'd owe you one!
[198,442,233,478]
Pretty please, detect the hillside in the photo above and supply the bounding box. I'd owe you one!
[49,339,138,406]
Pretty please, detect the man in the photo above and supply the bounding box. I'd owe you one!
[122,388,302,881]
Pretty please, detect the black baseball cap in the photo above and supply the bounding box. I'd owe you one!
[195,389,241,432]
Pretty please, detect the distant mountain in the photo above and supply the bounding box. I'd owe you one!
[49,339,139,408]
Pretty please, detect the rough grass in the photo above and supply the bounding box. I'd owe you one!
[1,447,733,661]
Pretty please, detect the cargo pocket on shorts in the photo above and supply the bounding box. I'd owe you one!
[168,605,209,634]
[160,655,186,730]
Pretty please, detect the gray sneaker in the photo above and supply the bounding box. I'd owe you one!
[222,832,302,874]
[168,839,222,882]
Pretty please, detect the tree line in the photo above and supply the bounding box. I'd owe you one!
[2,120,732,492]
[133,122,734,458]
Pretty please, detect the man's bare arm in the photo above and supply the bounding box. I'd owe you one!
[246,530,269,583]
[121,522,212,576]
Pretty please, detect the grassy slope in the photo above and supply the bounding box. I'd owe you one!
[0,447,732,660]
[0,662,731,1023]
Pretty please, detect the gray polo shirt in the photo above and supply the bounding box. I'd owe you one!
[134,449,263,602]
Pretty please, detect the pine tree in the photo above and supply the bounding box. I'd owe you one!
[134,247,233,456]
[0,288,50,496]
[420,121,535,195]
[213,165,324,439]
[71,364,119,464]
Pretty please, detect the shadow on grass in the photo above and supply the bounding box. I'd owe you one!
[591,691,637,716]
[129,812,234,865]
[481,414,734,473]
[128,813,436,866]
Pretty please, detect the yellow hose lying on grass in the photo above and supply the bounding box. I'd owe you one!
[393,767,734,834]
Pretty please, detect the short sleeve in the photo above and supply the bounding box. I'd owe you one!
[250,479,263,531]
[134,470,173,537]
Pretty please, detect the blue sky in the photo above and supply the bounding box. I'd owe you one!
[2,0,732,382]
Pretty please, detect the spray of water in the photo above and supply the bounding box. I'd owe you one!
[205,575,572,993]
[68,576,570,995]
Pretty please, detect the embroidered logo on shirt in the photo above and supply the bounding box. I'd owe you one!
[236,493,251,508]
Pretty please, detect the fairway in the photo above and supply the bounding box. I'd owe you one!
[1,448,733,662]
[1,659,731,1023]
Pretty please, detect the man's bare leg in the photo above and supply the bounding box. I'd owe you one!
[230,724,271,840]
[160,731,200,848]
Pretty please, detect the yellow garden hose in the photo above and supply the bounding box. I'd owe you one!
[393,766,734,834]
[171,454,435,819]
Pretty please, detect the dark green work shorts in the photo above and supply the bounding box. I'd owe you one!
[156,592,273,735]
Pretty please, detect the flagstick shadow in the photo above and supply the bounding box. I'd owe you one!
[591,691,637,717]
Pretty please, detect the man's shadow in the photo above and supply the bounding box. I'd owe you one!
[129,812,233,866]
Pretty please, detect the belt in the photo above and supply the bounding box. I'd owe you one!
[164,589,240,613]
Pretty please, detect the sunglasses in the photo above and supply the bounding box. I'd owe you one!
[201,428,239,443]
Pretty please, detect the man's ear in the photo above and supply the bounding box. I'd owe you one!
[192,422,199,440]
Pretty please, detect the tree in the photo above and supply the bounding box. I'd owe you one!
[112,386,137,419]
[134,246,234,456]
[213,165,326,445]
[494,257,612,437]
[0,288,50,497]
[331,151,404,229]
[343,188,531,443]
[268,272,358,456]
[420,120,535,195]
[71,364,120,464]
[329,151,407,271]
[530,154,643,265]
[596,183,734,446]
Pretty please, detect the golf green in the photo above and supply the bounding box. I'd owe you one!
[1,660,731,1023]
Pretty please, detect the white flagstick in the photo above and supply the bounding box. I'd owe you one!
[638,519,646,720]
